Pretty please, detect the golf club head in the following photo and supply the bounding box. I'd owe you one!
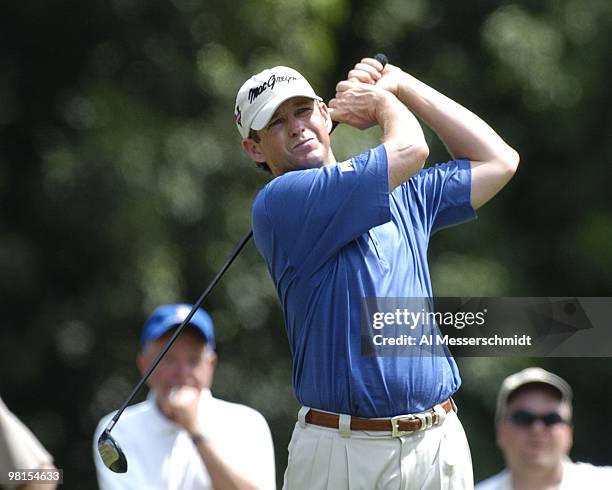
[97,430,128,473]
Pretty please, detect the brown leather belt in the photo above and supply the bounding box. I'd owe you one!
[305,399,454,437]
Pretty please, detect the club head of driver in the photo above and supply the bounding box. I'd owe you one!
[97,430,128,473]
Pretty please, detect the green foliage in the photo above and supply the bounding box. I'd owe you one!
[1,0,611,487]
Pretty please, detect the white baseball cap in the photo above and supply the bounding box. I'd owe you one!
[234,66,322,139]
[495,367,573,422]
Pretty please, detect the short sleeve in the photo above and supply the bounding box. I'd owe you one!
[252,145,391,275]
[401,159,476,235]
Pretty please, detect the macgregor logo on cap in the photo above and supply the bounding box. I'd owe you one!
[248,73,299,104]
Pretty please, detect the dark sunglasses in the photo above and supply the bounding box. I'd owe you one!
[508,409,566,427]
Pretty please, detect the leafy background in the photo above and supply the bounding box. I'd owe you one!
[1,0,611,487]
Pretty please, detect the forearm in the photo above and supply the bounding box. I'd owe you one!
[377,93,429,190]
[395,72,518,166]
[191,434,259,490]
[329,78,429,190]
[346,58,519,208]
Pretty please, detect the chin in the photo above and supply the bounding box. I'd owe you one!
[303,159,325,169]
[284,158,321,173]
[300,151,328,168]
[522,450,554,467]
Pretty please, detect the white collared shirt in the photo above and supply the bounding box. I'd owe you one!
[93,389,276,490]
[476,459,612,489]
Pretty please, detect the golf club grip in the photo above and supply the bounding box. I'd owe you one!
[105,230,254,432]
[330,53,388,134]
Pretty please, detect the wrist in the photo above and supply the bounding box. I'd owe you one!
[189,430,208,446]
[375,91,400,120]
[185,420,203,437]
[377,95,413,133]
[394,72,422,107]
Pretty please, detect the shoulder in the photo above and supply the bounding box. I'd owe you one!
[208,397,272,443]
[252,168,317,212]
[475,469,511,490]
[210,396,270,427]
[352,143,388,166]
[566,460,612,478]
[251,168,319,232]
[252,145,390,231]
[95,399,154,435]
[254,144,388,204]
[260,167,320,193]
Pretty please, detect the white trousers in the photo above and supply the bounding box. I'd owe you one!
[283,409,473,490]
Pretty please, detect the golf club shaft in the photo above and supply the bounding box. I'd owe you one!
[103,230,253,434]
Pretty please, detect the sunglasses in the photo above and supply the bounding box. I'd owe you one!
[508,409,567,427]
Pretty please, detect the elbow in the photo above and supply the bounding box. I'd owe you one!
[411,141,429,171]
[386,139,429,171]
[503,146,520,175]
[415,142,430,169]
[385,139,429,190]
[492,145,520,182]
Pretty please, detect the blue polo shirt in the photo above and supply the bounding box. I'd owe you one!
[252,144,476,417]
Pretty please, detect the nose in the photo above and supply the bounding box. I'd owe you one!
[530,419,547,432]
[174,360,193,383]
[287,114,305,137]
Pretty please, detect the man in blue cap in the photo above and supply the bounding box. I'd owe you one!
[94,304,276,490]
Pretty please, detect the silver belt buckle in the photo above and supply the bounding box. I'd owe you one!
[390,410,434,438]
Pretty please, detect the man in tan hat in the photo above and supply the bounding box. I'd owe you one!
[476,367,612,489]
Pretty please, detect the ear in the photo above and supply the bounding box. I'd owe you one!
[495,423,506,449]
[207,350,218,370]
[241,138,267,163]
[318,102,333,133]
[567,424,574,450]
[136,352,148,377]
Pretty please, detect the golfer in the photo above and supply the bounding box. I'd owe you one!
[235,57,519,489]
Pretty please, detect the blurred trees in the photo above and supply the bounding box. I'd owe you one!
[1,0,611,487]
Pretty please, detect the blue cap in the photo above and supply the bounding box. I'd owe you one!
[140,304,215,350]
